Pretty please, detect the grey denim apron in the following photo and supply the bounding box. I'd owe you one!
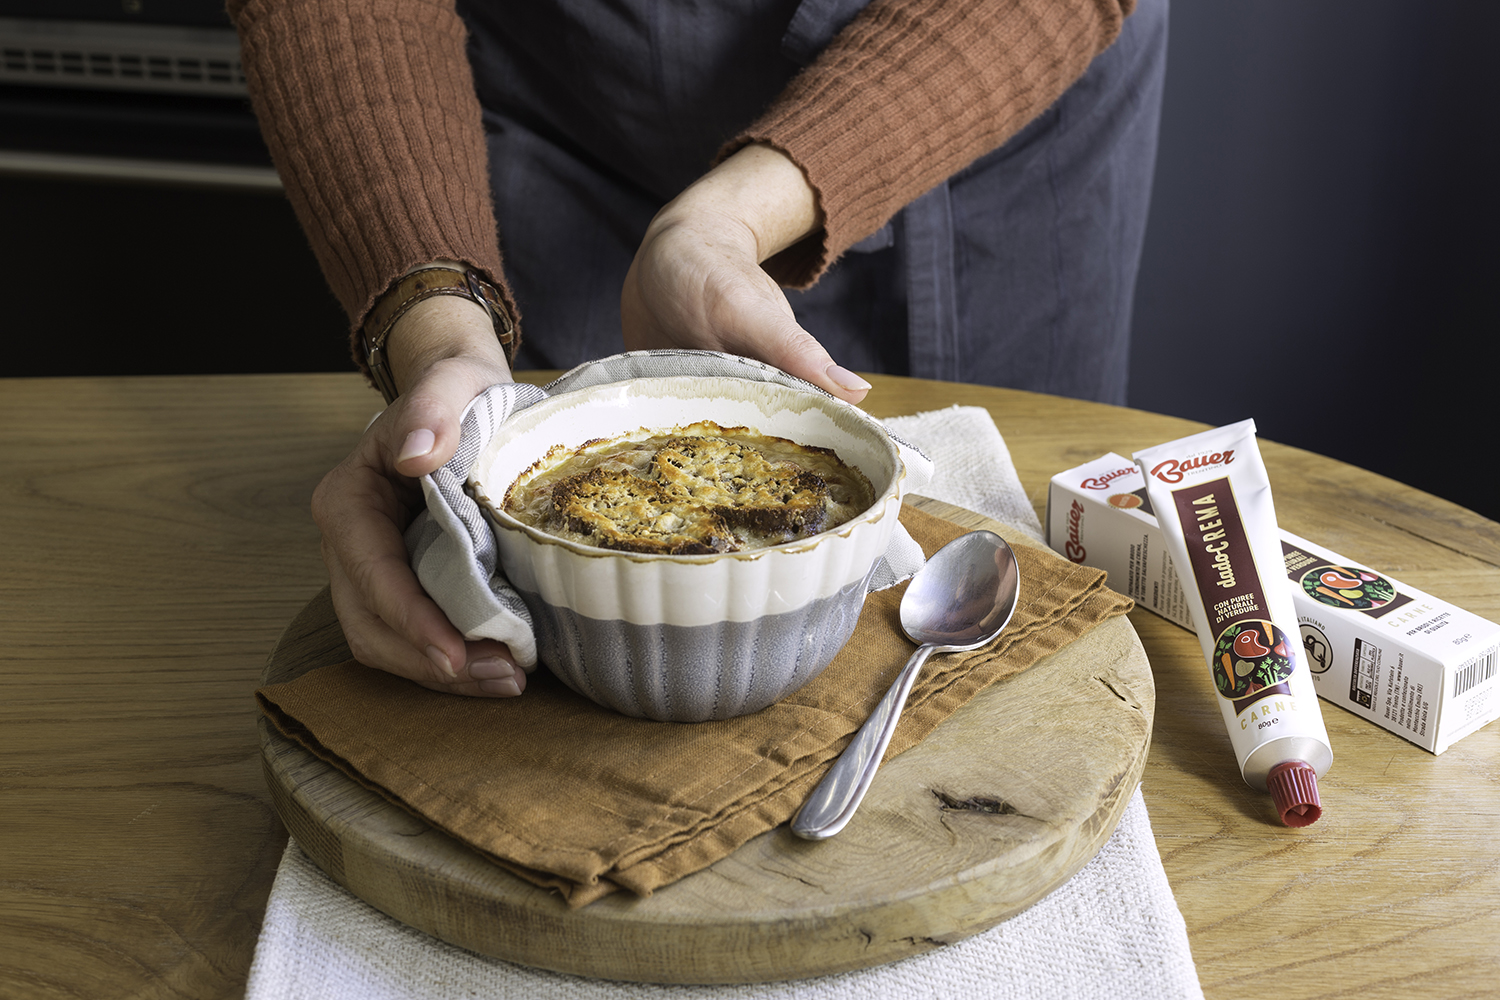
[457,0,1167,404]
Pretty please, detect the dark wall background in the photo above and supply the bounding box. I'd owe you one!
[1128,2,1499,520]
[3,3,1496,520]
[1,175,351,375]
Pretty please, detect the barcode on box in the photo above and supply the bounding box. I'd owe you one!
[1454,648,1499,698]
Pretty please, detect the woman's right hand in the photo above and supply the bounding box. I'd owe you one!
[310,291,529,697]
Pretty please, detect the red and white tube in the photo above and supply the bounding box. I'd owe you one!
[1135,419,1331,827]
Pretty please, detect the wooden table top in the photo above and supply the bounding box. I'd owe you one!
[3,370,1496,999]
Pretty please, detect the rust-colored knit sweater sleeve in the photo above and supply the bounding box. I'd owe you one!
[229,0,512,366]
[737,0,1136,287]
[232,0,1130,345]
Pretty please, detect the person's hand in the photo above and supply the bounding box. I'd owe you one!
[621,144,872,403]
[311,289,528,697]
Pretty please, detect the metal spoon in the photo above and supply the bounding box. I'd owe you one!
[791,529,1021,840]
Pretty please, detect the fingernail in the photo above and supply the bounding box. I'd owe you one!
[825,363,872,392]
[467,656,513,680]
[478,676,523,697]
[425,644,456,678]
[398,428,437,464]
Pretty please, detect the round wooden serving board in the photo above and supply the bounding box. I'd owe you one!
[259,498,1154,984]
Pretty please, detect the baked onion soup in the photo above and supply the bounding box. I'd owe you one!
[469,376,905,721]
[502,420,875,555]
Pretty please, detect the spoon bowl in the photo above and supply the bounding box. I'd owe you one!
[791,529,1021,840]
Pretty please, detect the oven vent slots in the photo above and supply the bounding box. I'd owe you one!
[1,18,246,97]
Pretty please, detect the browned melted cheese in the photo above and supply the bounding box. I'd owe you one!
[502,421,874,553]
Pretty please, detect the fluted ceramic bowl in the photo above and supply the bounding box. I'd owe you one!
[468,376,907,722]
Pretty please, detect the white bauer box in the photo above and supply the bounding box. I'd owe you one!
[1046,453,1500,754]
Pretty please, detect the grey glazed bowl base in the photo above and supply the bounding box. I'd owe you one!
[520,570,877,722]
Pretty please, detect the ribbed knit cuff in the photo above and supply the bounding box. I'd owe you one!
[232,0,515,374]
[730,0,1130,287]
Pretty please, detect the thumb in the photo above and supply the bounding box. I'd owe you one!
[381,356,508,479]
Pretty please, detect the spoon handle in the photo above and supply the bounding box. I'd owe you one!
[790,643,940,840]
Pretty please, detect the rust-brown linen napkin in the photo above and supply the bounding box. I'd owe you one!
[256,504,1133,906]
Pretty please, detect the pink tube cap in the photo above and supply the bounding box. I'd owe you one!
[1267,761,1322,827]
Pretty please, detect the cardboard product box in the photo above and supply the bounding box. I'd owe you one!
[1046,453,1500,754]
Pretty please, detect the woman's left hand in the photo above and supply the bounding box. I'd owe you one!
[621,144,871,403]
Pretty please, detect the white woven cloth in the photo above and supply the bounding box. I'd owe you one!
[882,405,1045,544]
[246,381,1202,999]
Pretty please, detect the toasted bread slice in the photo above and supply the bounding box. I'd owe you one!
[550,468,739,555]
[652,436,829,538]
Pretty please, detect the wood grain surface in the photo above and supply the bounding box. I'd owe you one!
[2,370,1497,999]
[257,498,1153,983]
[858,375,1500,1000]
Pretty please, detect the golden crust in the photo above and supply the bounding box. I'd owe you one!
[551,468,739,555]
[652,437,828,536]
[546,436,832,553]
